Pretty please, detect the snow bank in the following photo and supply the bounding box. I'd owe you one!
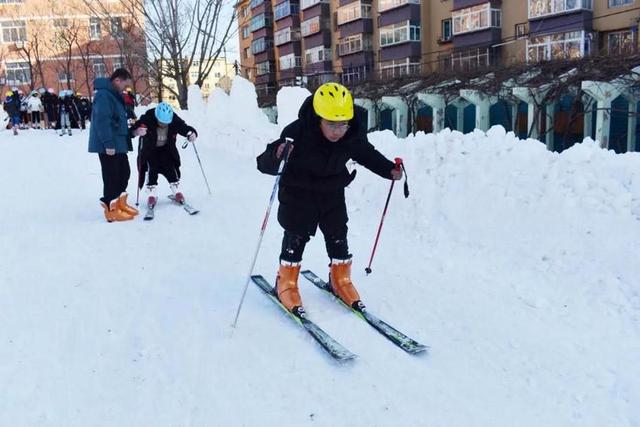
[276,86,311,130]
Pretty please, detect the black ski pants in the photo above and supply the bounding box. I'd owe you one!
[99,153,130,204]
[145,147,180,186]
[277,186,350,263]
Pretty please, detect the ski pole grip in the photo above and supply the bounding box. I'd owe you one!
[394,157,403,168]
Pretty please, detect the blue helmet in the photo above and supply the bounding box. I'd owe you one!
[155,102,174,124]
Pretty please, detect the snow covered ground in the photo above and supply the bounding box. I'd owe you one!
[1,80,639,426]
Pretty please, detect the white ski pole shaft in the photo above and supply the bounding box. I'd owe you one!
[232,137,293,330]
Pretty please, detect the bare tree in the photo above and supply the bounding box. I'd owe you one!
[84,0,236,108]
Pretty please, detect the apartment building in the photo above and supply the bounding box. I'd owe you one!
[0,0,148,96]
[236,0,640,96]
[162,58,236,108]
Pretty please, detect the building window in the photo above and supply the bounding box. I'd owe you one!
[280,53,301,70]
[301,16,322,37]
[342,65,371,84]
[301,0,328,10]
[608,30,634,54]
[0,0,25,3]
[379,58,420,78]
[5,62,30,85]
[1,21,27,43]
[241,6,249,17]
[256,61,272,75]
[378,0,419,13]
[243,47,251,59]
[609,0,633,5]
[54,19,69,28]
[113,57,123,70]
[250,14,272,32]
[305,46,331,64]
[450,47,494,70]
[93,59,107,77]
[274,1,299,21]
[250,0,264,8]
[274,27,300,45]
[242,25,250,39]
[58,71,75,82]
[110,18,124,39]
[528,0,593,19]
[441,19,452,42]
[527,30,589,62]
[515,22,528,39]
[380,21,420,47]
[251,37,273,54]
[452,3,501,35]
[337,1,372,25]
[89,18,101,40]
[338,34,372,55]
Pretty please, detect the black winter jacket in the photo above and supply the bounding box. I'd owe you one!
[257,95,395,192]
[131,109,197,175]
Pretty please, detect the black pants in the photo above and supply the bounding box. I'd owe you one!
[277,186,350,263]
[146,147,180,186]
[31,112,41,124]
[99,153,130,204]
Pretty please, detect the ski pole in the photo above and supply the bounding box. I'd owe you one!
[185,133,212,196]
[135,125,146,206]
[232,137,294,330]
[365,158,404,275]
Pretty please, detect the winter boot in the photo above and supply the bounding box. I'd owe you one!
[329,258,362,308]
[101,199,134,222]
[117,192,139,216]
[275,261,303,312]
[68,129,72,136]
[12,126,18,136]
[169,182,185,203]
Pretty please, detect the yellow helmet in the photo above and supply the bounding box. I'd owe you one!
[313,82,354,121]
[6,91,13,97]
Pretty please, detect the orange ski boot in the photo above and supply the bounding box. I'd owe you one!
[329,258,362,309]
[118,192,139,216]
[275,261,303,312]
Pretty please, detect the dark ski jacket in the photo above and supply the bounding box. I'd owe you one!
[3,95,19,116]
[78,98,92,117]
[256,95,395,193]
[58,96,80,121]
[131,108,197,179]
[88,78,131,154]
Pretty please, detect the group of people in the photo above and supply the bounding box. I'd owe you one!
[88,68,197,223]
[2,88,93,136]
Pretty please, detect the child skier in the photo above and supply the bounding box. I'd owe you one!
[256,82,402,313]
[3,91,21,135]
[130,102,198,207]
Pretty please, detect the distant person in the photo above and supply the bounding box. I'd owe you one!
[123,87,137,124]
[76,93,91,130]
[27,91,43,129]
[88,68,139,222]
[130,102,198,208]
[3,91,21,135]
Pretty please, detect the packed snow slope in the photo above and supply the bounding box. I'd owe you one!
[1,80,639,427]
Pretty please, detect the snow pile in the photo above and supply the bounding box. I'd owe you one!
[187,85,206,120]
[276,85,311,129]
[2,82,639,426]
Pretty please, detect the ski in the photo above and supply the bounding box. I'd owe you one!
[250,275,357,361]
[143,204,155,221]
[301,270,428,355]
[168,195,199,215]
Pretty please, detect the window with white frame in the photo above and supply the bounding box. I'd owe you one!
[251,37,273,54]
[93,59,107,77]
[441,18,452,42]
[378,0,418,13]
[54,19,69,28]
[337,1,372,25]
[110,17,124,38]
[301,0,328,10]
[527,30,589,62]
[5,62,30,85]
[452,3,501,35]
[608,30,634,54]
[338,34,372,55]
[0,0,25,3]
[58,71,74,82]
[250,0,264,8]
[609,0,633,6]
[280,53,301,69]
[380,21,420,47]
[250,14,272,32]
[528,0,593,19]
[241,6,249,17]
[342,65,369,84]
[305,46,331,64]
[113,57,123,70]
[242,25,250,39]
[275,27,300,45]
[274,1,299,21]
[301,16,321,37]
[89,18,101,40]
[256,61,272,75]
[450,47,493,70]
[1,21,27,43]
[379,58,420,78]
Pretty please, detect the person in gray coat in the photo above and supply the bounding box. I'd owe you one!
[88,68,139,222]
